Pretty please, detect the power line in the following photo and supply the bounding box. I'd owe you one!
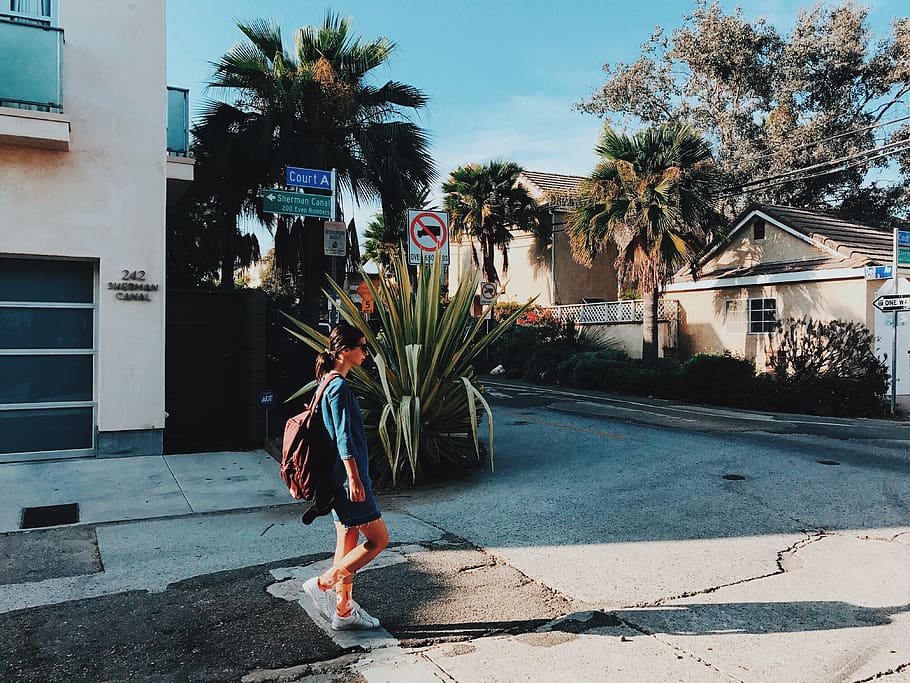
[715,140,910,199]
[718,136,910,196]
[717,111,910,167]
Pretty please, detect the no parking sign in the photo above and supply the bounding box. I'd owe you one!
[408,210,449,265]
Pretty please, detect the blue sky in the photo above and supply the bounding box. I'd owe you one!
[166,0,905,243]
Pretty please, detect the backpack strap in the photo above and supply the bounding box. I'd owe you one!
[310,370,342,411]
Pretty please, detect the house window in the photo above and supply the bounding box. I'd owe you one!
[749,298,777,333]
[725,298,778,334]
[753,220,766,240]
[2,0,54,24]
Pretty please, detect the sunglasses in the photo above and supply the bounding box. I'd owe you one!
[351,343,370,354]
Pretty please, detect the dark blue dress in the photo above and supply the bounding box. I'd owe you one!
[320,375,381,528]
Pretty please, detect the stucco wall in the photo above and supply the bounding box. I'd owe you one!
[449,211,618,306]
[673,278,868,367]
[706,218,827,271]
[0,1,167,435]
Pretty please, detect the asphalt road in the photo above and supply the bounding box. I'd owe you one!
[1,381,909,682]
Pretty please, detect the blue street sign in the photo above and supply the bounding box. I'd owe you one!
[898,230,910,247]
[258,389,277,410]
[286,166,333,191]
[865,265,894,280]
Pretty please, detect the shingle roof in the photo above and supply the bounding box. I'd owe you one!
[675,204,894,283]
[517,171,585,208]
[757,204,894,263]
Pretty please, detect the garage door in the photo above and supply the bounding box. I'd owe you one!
[0,257,96,462]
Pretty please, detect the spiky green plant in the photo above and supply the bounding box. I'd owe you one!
[283,253,534,487]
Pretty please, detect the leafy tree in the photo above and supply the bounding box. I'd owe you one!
[567,122,726,363]
[196,13,435,318]
[577,1,910,220]
[443,161,542,284]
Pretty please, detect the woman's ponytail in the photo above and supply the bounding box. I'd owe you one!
[314,348,334,381]
[314,320,364,380]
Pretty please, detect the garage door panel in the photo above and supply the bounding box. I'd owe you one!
[0,355,93,404]
[0,307,93,349]
[0,258,94,303]
[0,407,94,455]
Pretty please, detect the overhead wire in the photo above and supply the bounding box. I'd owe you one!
[715,138,910,199]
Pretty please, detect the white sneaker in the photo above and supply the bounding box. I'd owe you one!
[331,604,381,630]
[302,577,334,618]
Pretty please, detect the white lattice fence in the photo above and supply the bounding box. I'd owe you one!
[548,299,679,324]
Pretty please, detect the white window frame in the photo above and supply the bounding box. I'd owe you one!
[1,0,56,24]
[724,298,778,335]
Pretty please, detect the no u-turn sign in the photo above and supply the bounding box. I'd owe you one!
[408,210,449,265]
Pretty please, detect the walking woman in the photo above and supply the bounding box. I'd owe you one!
[303,321,389,630]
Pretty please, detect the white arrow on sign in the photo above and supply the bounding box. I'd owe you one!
[265,193,276,201]
[873,295,910,312]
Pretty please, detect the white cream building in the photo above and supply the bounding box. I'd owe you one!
[0,0,192,462]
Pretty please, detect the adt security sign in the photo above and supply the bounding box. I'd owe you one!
[285,166,333,191]
[257,389,277,410]
[408,210,449,265]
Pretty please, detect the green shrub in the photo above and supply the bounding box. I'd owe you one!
[767,318,888,416]
[681,352,756,405]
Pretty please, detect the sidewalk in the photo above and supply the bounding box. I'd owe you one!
[0,450,294,534]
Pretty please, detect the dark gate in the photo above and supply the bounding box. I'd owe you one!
[164,289,268,453]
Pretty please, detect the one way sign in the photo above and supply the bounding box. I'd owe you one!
[872,294,910,312]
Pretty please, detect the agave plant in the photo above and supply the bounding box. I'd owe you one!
[283,253,534,487]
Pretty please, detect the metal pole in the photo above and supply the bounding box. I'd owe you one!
[892,228,899,414]
[331,168,337,222]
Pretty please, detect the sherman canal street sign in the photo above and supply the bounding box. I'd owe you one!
[261,189,332,218]
[873,294,910,313]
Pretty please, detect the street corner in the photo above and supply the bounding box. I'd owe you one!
[0,556,347,683]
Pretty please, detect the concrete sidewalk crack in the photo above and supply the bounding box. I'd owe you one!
[631,530,829,608]
[853,660,910,682]
[615,617,743,682]
[161,456,194,513]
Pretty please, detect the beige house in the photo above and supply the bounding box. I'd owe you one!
[448,171,618,306]
[1,0,193,461]
[665,204,898,369]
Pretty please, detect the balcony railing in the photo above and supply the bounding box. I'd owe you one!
[167,86,189,157]
[0,16,63,112]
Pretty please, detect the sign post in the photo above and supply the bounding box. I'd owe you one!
[323,220,346,257]
[407,210,450,266]
[257,389,277,438]
[888,229,910,413]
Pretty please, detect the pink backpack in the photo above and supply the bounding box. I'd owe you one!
[280,371,340,500]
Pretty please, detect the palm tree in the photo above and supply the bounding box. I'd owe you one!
[362,186,436,269]
[196,13,435,319]
[567,122,727,363]
[442,161,541,285]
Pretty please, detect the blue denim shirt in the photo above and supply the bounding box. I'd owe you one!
[320,375,371,489]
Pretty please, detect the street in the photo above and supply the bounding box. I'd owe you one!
[1,380,909,682]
